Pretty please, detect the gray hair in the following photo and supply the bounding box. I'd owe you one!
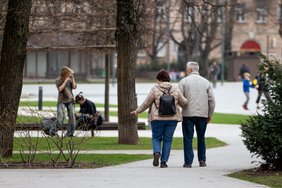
[186,61,199,72]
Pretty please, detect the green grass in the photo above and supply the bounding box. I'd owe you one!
[211,113,250,124]
[17,116,42,123]
[5,136,225,168]
[109,111,250,125]
[229,170,282,188]
[16,111,250,125]
[13,137,226,151]
[1,153,152,168]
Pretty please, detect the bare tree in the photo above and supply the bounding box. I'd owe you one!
[224,0,236,68]
[0,0,32,157]
[171,0,222,76]
[145,0,171,70]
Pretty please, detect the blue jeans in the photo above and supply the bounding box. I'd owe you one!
[151,120,177,162]
[50,102,76,136]
[182,117,207,165]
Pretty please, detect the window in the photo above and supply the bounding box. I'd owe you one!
[157,42,166,57]
[278,4,282,20]
[184,5,194,23]
[156,1,167,21]
[217,7,224,23]
[235,4,245,23]
[256,7,267,23]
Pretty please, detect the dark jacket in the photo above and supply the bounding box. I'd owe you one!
[79,99,97,115]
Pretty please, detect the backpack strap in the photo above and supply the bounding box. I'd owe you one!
[166,86,172,95]
[156,85,172,95]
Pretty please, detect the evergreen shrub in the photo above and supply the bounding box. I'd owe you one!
[241,54,282,170]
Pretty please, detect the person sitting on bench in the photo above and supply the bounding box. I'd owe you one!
[75,92,99,130]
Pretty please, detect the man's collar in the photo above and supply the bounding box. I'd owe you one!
[188,71,199,76]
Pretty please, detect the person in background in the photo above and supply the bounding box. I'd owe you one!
[75,92,98,129]
[50,66,77,137]
[242,72,256,110]
[178,61,215,168]
[209,62,220,88]
[131,69,188,168]
[238,63,250,80]
[252,73,271,109]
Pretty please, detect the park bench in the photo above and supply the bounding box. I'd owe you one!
[15,122,146,137]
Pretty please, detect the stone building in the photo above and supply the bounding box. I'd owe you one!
[142,0,282,80]
[226,0,282,80]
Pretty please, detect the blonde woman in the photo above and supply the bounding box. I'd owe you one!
[50,66,77,137]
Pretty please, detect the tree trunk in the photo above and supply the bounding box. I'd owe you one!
[224,0,236,70]
[104,53,110,122]
[116,0,139,144]
[0,0,32,157]
[0,1,8,54]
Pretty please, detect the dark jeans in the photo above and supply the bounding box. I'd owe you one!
[182,117,207,165]
[151,120,177,162]
[76,114,100,130]
[256,90,262,104]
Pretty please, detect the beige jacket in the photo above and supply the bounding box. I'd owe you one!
[136,82,188,122]
[178,72,215,118]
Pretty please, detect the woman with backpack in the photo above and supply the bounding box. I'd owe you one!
[131,69,188,168]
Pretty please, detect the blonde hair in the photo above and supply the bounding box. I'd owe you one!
[60,66,74,79]
[244,72,251,78]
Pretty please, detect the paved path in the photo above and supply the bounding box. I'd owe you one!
[1,124,266,188]
[0,82,268,188]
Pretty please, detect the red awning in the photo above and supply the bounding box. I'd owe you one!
[240,40,261,52]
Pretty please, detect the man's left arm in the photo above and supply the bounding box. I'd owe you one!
[207,85,215,121]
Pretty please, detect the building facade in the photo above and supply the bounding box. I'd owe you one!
[0,0,281,80]
[143,0,282,80]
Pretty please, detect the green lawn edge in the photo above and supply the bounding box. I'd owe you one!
[1,153,152,168]
[17,112,250,125]
[228,170,282,188]
[12,137,226,151]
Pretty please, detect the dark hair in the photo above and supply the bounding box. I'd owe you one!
[75,92,84,103]
[156,69,170,82]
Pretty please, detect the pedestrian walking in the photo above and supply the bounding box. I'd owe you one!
[178,61,215,168]
[252,73,271,109]
[208,62,220,88]
[50,66,77,137]
[131,69,188,168]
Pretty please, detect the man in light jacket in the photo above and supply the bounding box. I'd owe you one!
[178,61,215,168]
